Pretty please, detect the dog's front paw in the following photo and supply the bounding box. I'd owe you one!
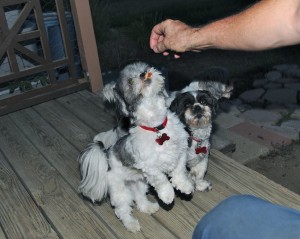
[157,183,175,204]
[138,201,160,214]
[171,176,194,195]
[123,217,141,233]
[195,179,212,191]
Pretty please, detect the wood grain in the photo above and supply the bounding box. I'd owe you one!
[209,149,300,209]
[78,90,116,117]
[56,92,116,132]
[34,100,97,150]
[0,151,58,238]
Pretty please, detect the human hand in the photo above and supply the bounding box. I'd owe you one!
[150,19,193,58]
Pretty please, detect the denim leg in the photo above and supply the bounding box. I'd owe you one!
[193,195,300,239]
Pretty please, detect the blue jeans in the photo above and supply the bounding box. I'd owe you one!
[193,195,300,239]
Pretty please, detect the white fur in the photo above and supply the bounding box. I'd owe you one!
[78,143,108,201]
[129,108,194,201]
[188,125,212,191]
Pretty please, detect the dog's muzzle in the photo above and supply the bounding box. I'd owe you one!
[193,105,203,113]
[140,71,152,82]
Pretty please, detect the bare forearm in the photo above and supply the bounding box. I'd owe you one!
[190,0,300,51]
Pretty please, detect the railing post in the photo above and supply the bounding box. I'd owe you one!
[70,0,103,92]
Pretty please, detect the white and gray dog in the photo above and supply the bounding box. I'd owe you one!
[94,65,233,192]
[78,62,194,232]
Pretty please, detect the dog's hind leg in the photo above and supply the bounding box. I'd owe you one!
[108,173,140,233]
[130,180,159,214]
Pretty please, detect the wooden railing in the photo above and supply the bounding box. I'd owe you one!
[0,0,102,116]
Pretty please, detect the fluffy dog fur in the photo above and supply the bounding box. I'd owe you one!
[169,90,219,191]
[78,62,194,232]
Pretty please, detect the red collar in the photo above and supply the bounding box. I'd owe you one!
[190,134,207,154]
[190,136,201,143]
[139,117,168,132]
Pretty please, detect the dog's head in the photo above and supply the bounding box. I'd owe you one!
[170,90,218,129]
[102,62,165,116]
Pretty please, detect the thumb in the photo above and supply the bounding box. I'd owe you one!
[154,39,168,53]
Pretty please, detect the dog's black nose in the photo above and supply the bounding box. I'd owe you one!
[193,105,202,113]
[140,72,146,79]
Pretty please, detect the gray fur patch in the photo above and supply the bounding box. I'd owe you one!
[113,135,136,167]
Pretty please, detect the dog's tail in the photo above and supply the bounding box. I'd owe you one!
[102,81,116,103]
[93,129,119,149]
[193,67,233,100]
[78,141,109,202]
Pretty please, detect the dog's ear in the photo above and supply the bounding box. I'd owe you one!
[211,96,219,115]
[113,88,130,116]
[169,93,184,115]
[102,81,116,102]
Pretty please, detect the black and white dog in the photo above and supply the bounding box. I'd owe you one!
[165,68,232,191]
[78,62,194,232]
[169,90,219,191]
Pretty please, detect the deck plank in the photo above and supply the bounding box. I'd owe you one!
[9,107,176,239]
[56,92,116,132]
[209,149,300,209]
[0,114,117,239]
[151,196,205,239]
[78,90,115,117]
[0,151,58,238]
[34,100,97,150]
[0,228,6,239]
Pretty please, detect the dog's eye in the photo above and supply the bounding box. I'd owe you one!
[140,72,146,78]
[184,103,191,108]
[128,78,134,85]
[200,99,207,105]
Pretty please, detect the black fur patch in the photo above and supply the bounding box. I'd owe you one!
[169,92,195,125]
[170,91,218,120]
[113,135,136,167]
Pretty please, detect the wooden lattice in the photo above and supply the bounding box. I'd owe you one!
[0,0,100,116]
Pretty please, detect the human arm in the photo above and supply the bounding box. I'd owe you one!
[150,0,300,54]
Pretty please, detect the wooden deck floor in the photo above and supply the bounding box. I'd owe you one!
[0,90,299,239]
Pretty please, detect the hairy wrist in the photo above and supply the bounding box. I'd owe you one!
[187,27,213,51]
